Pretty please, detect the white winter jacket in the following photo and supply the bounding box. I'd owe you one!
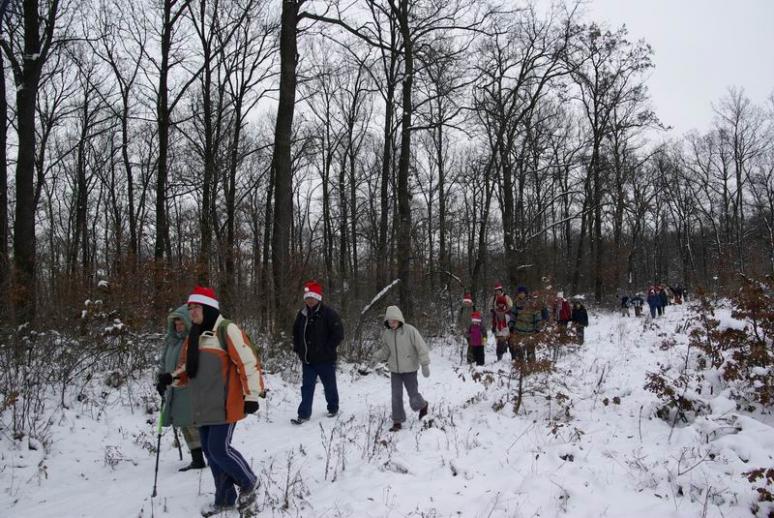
[374,306,430,373]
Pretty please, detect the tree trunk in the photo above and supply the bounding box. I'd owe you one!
[0,52,8,314]
[396,0,414,319]
[271,0,299,335]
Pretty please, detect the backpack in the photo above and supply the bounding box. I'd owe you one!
[216,319,267,398]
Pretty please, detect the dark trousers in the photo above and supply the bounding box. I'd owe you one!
[649,305,657,318]
[471,346,485,365]
[199,423,256,507]
[298,362,339,419]
[574,324,585,345]
[657,305,664,316]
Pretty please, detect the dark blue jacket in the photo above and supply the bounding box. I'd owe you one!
[571,305,588,327]
[292,303,344,364]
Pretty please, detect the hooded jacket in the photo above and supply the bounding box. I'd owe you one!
[158,305,194,427]
[374,306,430,373]
[173,315,264,425]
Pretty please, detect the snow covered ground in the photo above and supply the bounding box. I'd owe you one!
[3,303,771,517]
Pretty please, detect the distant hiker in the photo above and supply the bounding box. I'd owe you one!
[373,306,430,432]
[509,288,545,362]
[553,291,572,335]
[670,285,684,305]
[620,294,631,317]
[647,287,659,318]
[468,311,487,366]
[291,281,344,425]
[488,283,513,312]
[631,294,644,317]
[571,300,589,345]
[156,304,205,472]
[159,287,264,517]
[456,291,475,363]
[658,286,669,315]
[491,295,512,360]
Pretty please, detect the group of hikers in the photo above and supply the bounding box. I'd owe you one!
[620,284,685,318]
[155,282,431,516]
[455,283,590,366]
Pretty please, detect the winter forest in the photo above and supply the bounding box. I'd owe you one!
[2,0,774,517]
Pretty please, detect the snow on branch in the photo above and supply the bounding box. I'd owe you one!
[361,279,400,316]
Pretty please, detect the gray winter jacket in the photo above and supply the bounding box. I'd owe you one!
[374,306,430,373]
[158,304,194,427]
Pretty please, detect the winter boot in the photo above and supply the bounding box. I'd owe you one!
[237,480,259,514]
[200,502,235,517]
[290,417,309,425]
[180,447,206,472]
[326,410,338,418]
[418,403,429,420]
[388,422,402,432]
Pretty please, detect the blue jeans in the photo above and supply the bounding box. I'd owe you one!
[199,423,257,507]
[297,362,339,419]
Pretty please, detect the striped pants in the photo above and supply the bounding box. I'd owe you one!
[199,423,257,507]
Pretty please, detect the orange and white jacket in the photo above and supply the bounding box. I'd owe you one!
[173,315,264,425]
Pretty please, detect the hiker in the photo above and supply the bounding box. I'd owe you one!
[620,294,630,317]
[647,287,659,318]
[456,291,475,363]
[488,283,513,312]
[491,295,512,360]
[468,310,487,366]
[509,288,546,362]
[553,291,572,335]
[373,306,430,432]
[571,300,589,345]
[631,293,644,317]
[291,281,344,424]
[156,304,205,472]
[159,287,264,517]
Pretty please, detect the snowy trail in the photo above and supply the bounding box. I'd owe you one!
[3,304,771,517]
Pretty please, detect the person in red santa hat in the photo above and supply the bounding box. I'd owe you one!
[291,281,344,425]
[158,286,264,517]
[468,311,487,366]
[488,282,513,313]
[456,291,475,363]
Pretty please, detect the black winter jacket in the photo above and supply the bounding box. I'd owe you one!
[292,303,344,364]
[571,305,589,327]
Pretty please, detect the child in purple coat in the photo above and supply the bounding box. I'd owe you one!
[469,311,487,366]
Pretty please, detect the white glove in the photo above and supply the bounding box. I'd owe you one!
[421,364,430,378]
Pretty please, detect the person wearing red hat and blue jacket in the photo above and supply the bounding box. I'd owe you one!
[158,286,265,517]
[291,281,344,425]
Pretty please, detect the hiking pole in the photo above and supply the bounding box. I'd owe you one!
[151,397,166,498]
[172,426,183,461]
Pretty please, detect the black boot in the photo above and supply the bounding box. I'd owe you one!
[179,447,206,471]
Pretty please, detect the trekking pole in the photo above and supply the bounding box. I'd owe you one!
[172,426,183,461]
[151,397,166,498]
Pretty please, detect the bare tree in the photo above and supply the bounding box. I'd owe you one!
[1,0,74,322]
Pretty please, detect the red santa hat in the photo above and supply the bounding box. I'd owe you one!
[494,283,503,291]
[187,286,219,310]
[463,292,473,304]
[303,281,323,301]
[471,311,482,323]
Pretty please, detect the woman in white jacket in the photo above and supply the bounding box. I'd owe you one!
[373,306,430,431]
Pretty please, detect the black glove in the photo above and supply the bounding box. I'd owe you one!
[244,400,259,414]
[156,372,174,397]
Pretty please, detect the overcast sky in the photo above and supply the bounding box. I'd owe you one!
[585,0,774,135]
